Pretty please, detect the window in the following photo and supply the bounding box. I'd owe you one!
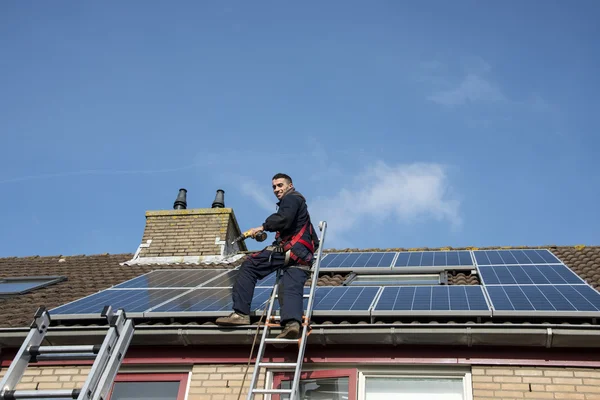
[108,373,189,400]
[272,367,470,400]
[346,274,445,286]
[0,276,66,296]
[273,369,357,400]
[358,368,471,400]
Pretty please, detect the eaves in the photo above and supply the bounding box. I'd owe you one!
[2,323,600,349]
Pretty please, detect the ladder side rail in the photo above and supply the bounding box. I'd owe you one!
[0,311,51,395]
[246,281,280,400]
[290,220,327,400]
[90,319,135,400]
[77,310,126,400]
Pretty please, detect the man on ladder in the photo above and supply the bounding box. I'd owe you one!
[216,173,319,340]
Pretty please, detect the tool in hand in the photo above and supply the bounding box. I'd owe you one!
[231,229,267,245]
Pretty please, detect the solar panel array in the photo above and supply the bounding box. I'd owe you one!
[318,251,474,270]
[473,250,600,317]
[50,249,600,320]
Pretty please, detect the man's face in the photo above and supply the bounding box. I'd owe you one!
[272,178,293,200]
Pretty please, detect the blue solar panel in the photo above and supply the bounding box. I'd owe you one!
[372,286,490,315]
[114,270,227,289]
[272,286,380,316]
[51,289,188,315]
[474,249,561,266]
[393,251,472,267]
[320,252,395,269]
[485,285,600,315]
[479,265,584,285]
[148,287,272,315]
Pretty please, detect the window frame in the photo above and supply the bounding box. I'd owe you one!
[0,276,66,296]
[272,368,358,400]
[357,366,472,400]
[107,372,190,400]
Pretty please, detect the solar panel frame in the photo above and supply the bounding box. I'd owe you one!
[144,287,273,317]
[484,284,600,317]
[478,264,586,286]
[271,286,382,317]
[113,269,231,289]
[319,252,396,271]
[50,288,189,319]
[371,285,492,317]
[392,251,474,269]
[474,249,562,266]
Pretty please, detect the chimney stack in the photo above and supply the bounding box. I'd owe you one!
[212,189,225,208]
[173,188,187,210]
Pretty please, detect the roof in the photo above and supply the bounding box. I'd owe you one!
[0,246,597,328]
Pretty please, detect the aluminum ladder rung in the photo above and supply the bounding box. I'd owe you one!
[264,338,298,343]
[252,389,293,394]
[0,388,81,399]
[258,362,297,368]
[30,345,100,355]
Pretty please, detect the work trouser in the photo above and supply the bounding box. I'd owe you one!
[232,248,309,325]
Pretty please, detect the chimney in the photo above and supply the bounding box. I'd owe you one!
[212,189,225,208]
[173,188,187,210]
[134,189,247,260]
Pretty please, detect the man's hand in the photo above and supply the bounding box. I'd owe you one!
[247,226,265,238]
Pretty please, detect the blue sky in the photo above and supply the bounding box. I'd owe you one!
[1,1,599,257]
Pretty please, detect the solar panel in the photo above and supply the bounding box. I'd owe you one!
[479,265,584,285]
[146,287,272,316]
[372,286,491,316]
[319,252,395,270]
[50,289,188,317]
[474,249,561,266]
[485,285,600,316]
[272,286,380,316]
[393,251,473,268]
[113,270,228,289]
[201,270,238,287]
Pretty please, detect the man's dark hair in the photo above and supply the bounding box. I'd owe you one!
[272,173,292,184]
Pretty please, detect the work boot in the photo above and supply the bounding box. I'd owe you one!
[276,321,300,340]
[215,312,250,326]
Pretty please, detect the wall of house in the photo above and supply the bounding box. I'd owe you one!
[0,364,266,400]
[473,366,600,400]
[0,365,91,391]
[188,364,265,400]
[4,362,600,399]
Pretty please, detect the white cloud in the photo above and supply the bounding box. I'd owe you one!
[240,180,275,213]
[428,74,505,106]
[308,161,461,246]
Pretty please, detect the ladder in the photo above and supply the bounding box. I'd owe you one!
[0,305,135,400]
[247,220,328,400]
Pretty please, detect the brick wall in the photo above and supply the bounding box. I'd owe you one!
[473,366,600,400]
[0,366,91,391]
[139,208,245,257]
[188,364,266,400]
[0,364,264,400]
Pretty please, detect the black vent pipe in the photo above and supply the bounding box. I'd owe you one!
[173,188,187,210]
[212,189,225,208]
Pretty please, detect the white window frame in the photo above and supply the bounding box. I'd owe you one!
[357,366,472,400]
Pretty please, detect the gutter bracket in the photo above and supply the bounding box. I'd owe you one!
[546,327,553,348]
[318,328,326,347]
[467,327,472,347]
[177,329,191,346]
